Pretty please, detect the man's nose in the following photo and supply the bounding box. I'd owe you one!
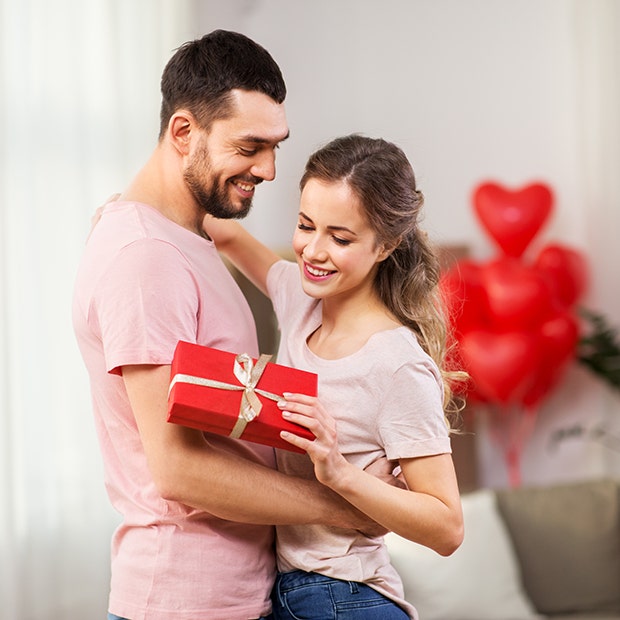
[251,150,276,182]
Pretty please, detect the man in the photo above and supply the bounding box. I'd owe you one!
[73,30,375,620]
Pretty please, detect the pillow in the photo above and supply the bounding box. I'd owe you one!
[385,489,540,620]
[496,478,620,615]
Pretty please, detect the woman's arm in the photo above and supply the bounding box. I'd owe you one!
[278,393,464,556]
[122,363,386,532]
[203,215,280,297]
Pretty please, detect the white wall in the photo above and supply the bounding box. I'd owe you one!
[193,0,620,487]
[196,0,584,250]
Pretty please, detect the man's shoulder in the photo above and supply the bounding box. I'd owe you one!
[99,200,171,236]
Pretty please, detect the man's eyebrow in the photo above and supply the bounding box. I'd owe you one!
[240,131,290,145]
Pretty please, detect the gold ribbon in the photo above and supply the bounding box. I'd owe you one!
[168,352,282,438]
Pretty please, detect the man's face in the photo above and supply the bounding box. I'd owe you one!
[184,89,289,219]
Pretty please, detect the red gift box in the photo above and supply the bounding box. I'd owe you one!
[167,341,316,453]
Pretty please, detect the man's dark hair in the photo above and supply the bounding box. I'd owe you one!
[159,29,286,138]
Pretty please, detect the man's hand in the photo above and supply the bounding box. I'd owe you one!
[352,458,407,537]
[364,457,408,491]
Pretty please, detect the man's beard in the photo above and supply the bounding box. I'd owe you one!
[184,143,257,220]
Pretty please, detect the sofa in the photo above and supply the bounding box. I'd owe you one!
[385,478,620,620]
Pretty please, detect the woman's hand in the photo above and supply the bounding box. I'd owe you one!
[278,395,464,554]
[278,393,351,489]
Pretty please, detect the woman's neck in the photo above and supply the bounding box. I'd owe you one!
[308,293,401,359]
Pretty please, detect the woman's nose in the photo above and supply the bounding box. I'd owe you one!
[303,234,329,262]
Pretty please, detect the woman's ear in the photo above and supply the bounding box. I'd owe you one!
[376,236,402,262]
[376,245,392,262]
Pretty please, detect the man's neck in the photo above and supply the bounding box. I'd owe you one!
[120,149,204,236]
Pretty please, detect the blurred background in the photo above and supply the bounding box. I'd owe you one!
[1,0,618,616]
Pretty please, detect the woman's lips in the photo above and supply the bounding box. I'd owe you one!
[304,262,334,281]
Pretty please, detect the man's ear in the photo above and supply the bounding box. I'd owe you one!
[167,110,195,156]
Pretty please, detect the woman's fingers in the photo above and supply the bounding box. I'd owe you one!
[278,393,345,486]
[279,428,315,451]
[281,392,316,406]
[279,394,332,425]
[280,407,323,436]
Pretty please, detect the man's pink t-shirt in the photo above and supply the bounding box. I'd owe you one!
[72,201,276,620]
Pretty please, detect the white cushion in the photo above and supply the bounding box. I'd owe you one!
[385,489,540,620]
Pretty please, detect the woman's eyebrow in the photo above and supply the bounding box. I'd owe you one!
[298,211,357,236]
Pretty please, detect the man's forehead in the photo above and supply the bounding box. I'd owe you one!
[225,89,289,142]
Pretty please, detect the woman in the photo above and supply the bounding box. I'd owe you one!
[206,134,465,620]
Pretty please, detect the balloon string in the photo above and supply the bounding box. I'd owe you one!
[488,403,539,488]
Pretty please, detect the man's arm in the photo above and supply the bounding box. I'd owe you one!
[123,363,378,528]
[203,216,278,297]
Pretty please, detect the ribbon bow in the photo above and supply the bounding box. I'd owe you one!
[232,352,273,431]
[168,352,282,439]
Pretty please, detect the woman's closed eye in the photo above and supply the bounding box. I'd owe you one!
[297,223,352,246]
[332,236,351,246]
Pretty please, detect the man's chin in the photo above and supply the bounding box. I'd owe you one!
[216,203,252,220]
[228,197,253,220]
[200,198,252,220]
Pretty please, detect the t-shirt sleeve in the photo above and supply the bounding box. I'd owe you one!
[92,238,200,374]
[266,259,301,327]
[378,360,451,460]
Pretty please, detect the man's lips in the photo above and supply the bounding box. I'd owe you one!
[232,180,255,197]
[231,176,263,198]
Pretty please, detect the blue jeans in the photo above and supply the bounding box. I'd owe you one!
[108,612,272,620]
[271,570,409,619]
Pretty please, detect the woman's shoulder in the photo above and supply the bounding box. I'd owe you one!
[367,327,440,376]
[368,325,423,355]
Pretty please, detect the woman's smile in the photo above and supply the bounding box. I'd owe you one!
[303,262,336,281]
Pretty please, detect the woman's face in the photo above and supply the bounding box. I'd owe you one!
[292,178,388,303]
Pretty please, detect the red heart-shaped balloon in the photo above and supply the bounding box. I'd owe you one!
[522,310,579,408]
[482,257,554,329]
[459,330,542,405]
[473,182,554,257]
[533,243,589,308]
[440,259,488,334]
